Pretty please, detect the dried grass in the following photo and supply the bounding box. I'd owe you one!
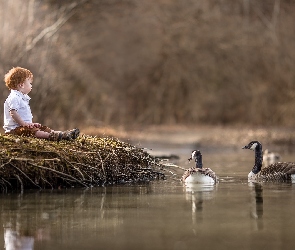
[0,134,165,192]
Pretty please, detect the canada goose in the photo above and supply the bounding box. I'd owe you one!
[263,149,281,167]
[242,141,295,182]
[182,150,218,184]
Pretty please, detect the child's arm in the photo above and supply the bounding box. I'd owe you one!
[9,110,40,128]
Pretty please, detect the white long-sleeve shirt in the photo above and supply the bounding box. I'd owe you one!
[3,90,33,132]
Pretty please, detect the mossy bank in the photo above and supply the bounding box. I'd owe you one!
[0,134,165,192]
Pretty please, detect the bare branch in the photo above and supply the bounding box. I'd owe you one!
[17,0,89,61]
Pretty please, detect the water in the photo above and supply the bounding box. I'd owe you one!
[1,144,295,250]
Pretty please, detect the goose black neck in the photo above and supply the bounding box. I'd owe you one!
[194,153,203,169]
[252,143,263,174]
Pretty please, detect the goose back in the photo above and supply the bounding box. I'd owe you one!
[251,162,295,182]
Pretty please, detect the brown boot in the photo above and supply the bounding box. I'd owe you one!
[61,128,80,140]
[48,129,79,141]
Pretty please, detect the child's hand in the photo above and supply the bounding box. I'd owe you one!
[24,123,34,128]
[32,123,41,128]
[24,122,41,128]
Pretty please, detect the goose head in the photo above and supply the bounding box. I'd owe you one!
[242,141,262,151]
[188,150,203,169]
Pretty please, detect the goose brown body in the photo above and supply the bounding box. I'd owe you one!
[251,162,295,182]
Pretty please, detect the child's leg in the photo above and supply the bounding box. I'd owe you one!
[38,126,79,140]
[9,126,54,140]
[35,130,50,139]
[8,126,79,141]
[38,126,62,141]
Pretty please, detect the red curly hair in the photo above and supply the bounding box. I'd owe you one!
[4,67,33,90]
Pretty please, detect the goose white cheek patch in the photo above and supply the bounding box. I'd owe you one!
[191,151,197,159]
[250,143,257,151]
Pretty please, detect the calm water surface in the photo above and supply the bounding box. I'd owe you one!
[1,144,295,250]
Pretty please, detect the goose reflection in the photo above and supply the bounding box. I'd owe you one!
[185,183,216,226]
[249,182,264,230]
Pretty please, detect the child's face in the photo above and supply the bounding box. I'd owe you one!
[18,77,33,94]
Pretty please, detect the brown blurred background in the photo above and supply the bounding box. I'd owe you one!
[0,0,295,131]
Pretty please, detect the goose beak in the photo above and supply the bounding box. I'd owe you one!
[188,157,192,161]
[242,146,247,149]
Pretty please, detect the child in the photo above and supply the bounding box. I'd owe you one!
[3,67,79,141]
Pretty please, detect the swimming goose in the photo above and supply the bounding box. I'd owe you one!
[242,141,295,182]
[263,149,281,167]
[182,150,217,184]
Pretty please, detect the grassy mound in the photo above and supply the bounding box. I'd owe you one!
[0,134,165,191]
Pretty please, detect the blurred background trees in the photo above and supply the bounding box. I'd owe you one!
[0,0,295,130]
